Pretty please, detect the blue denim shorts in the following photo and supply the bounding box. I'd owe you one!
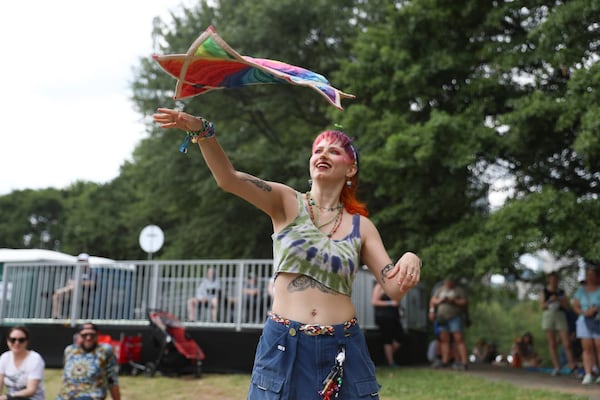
[576,316,600,339]
[436,315,464,333]
[247,315,380,399]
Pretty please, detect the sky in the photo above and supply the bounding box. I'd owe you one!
[0,0,190,195]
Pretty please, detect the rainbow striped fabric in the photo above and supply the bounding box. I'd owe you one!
[153,26,355,110]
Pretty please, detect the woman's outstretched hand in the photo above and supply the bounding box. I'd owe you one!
[152,108,205,132]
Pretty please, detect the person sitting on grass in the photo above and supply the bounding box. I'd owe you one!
[511,332,542,368]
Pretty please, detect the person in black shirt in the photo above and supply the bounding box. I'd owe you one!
[371,282,405,367]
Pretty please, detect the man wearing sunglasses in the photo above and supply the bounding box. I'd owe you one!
[57,323,121,400]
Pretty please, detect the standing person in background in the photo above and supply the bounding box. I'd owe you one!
[57,323,121,400]
[0,326,45,400]
[153,108,421,400]
[371,282,406,367]
[559,306,581,373]
[572,266,600,385]
[540,271,577,375]
[428,277,469,370]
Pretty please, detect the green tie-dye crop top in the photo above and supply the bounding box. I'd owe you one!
[271,191,362,295]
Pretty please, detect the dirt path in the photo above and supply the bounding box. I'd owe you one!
[465,364,600,400]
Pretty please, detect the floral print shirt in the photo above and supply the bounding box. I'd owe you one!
[57,343,118,400]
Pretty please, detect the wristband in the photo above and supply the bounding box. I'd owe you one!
[179,118,215,153]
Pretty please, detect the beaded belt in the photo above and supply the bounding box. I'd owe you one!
[268,311,357,336]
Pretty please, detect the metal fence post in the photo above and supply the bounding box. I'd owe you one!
[0,265,8,323]
[70,263,83,325]
[149,262,160,311]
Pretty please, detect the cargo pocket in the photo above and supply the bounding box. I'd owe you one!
[252,328,290,375]
[248,371,285,399]
[353,378,381,399]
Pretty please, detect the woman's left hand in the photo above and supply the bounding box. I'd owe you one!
[152,108,205,132]
[386,252,421,292]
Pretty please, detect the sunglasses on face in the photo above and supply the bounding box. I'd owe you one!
[8,337,27,344]
[80,333,97,339]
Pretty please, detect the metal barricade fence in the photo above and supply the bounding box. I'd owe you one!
[0,260,427,331]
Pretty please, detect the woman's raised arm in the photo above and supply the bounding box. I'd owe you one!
[152,108,295,222]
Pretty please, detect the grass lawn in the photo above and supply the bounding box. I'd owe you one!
[43,367,586,399]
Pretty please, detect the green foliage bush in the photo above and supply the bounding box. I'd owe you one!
[467,296,551,366]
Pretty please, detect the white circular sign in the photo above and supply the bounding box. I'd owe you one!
[139,225,164,254]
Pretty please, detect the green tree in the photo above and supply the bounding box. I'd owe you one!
[334,0,600,281]
[129,0,380,258]
[60,179,144,259]
[2,0,597,280]
[0,188,66,250]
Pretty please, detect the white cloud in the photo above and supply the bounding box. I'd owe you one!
[0,0,188,195]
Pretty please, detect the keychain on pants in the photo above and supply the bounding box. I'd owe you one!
[319,345,345,400]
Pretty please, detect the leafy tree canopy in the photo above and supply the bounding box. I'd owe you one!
[0,0,597,289]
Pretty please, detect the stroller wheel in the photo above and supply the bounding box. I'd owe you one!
[194,360,203,379]
[144,361,156,377]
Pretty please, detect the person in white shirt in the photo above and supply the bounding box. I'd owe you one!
[0,326,45,400]
[187,267,222,321]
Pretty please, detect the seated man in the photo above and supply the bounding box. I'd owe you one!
[227,273,260,322]
[187,267,221,322]
[52,253,95,319]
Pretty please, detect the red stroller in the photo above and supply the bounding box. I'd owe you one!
[146,309,205,378]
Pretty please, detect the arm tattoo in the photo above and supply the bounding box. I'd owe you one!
[380,263,394,283]
[242,177,272,192]
[287,275,337,294]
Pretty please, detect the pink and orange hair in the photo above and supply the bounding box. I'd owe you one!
[312,130,369,217]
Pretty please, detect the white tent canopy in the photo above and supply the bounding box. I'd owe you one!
[0,248,114,264]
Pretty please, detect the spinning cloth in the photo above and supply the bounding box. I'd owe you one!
[153,26,354,110]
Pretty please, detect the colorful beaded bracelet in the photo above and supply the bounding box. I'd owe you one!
[179,118,215,153]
